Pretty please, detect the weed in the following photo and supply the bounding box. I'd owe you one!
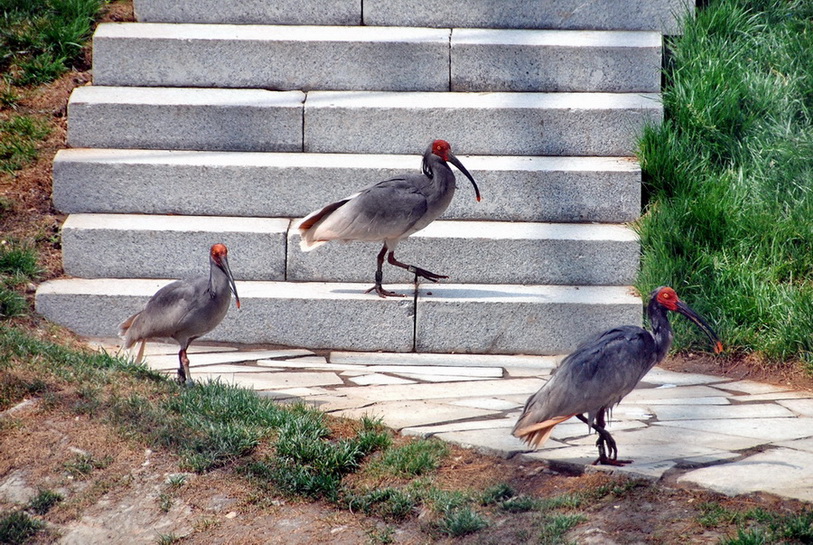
[375,439,449,477]
[0,242,41,279]
[433,506,488,537]
[0,287,28,319]
[346,488,416,521]
[158,493,173,513]
[500,495,541,513]
[28,489,63,515]
[365,524,395,544]
[0,510,43,544]
[0,115,50,172]
[720,528,768,545]
[538,513,586,545]
[64,452,112,478]
[480,483,515,505]
[166,474,187,489]
[155,533,181,545]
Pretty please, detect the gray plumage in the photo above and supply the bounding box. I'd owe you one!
[119,243,240,384]
[513,286,721,465]
[298,139,481,297]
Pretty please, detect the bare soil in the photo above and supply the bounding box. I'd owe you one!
[1,2,811,543]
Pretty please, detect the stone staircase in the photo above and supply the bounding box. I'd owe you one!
[36,0,692,354]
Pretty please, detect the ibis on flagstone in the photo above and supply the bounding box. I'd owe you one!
[118,243,240,385]
[512,286,722,465]
[298,139,481,297]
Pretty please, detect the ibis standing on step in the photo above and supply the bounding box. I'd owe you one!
[298,139,481,297]
[119,243,241,385]
[512,286,722,465]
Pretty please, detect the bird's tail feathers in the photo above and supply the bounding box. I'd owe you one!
[512,415,572,448]
[118,312,141,348]
[298,199,352,251]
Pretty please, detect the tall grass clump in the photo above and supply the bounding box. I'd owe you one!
[637,0,813,365]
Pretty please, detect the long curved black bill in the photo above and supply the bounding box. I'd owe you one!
[220,256,241,309]
[448,153,481,202]
[676,301,722,353]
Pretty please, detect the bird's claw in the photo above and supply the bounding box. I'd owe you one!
[365,285,406,298]
[408,266,447,282]
[593,436,631,466]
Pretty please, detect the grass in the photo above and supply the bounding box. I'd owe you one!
[0,115,50,172]
[0,242,41,319]
[699,503,813,544]
[28,489,63,515]
[636,0,813,365]
[0,511,44,544]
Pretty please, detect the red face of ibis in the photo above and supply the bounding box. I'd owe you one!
[655,286,680,311]
[431,139,452,162]
[210,243,229,264]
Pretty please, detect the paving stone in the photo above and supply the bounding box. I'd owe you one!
[435,429,533,458]
[402,416,520,437]
[195,372,343,390]
[679,448,813,502]
[654,418,813,442]
[304,90,662,156]
[503,367,555,378]
[549,420,648,442]
[336,378,545,402]
[395,374,493,383]
[593,424,765,452]
[356,365,503,378]
[61,213,288,280]
[639,367,728,386]
[623,385,732,402]
[733,391,813,402]
[88,338,239,356]
[651,403,795,421]
[527,441,728,471]
[776,437,813,453]
[347,374,416,386]
[334,401,498,430]
[776,399,813,416]
[134,0,361,25]
[713,380,793,395]
[179,364,276,374]
[451,29,661,93]
[588,459,678,481]
[257,360,367,371]
[94,23,451,91]
[144,350,310,370]
[624,396,730,406]
[448,398,522,411]
[330,351,557,369]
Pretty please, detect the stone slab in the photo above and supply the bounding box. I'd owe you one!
[304,91,662,156]
[143,350,306,369]
[448,398,522,411]
[596,424,765,452]
[394,374,492,383]
[334,401,498,430]
[776,437,813,453]
[134,0,361,25]
[67,86,304,151]
[347,374,416,386]
[435,429,533,458]
[415,284,642,354]
[94,23,450,91]
[451,29,661,92]
[337,378,546,403]
[654,418,813,442]
[363,0,693,34]
[289,221,640,285]
[53,149,641,223]
[330,351,559,369]
[679,448,813,502]
[61,214,288,280]
[651,403,795,421]
[714,380,794,395]
[194,371,344,390]
[36,279,415,351]
[257,360,369,372]
[623,385,731,402]
[88,338,240,356]
[402,416,519,437]
[353,365,503,378]
[639,367,729,386]
[777,399,813,416]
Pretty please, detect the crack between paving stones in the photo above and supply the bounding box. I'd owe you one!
[411,277,418,352]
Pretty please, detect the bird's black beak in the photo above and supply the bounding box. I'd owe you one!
[675,301,722,353]
[448,152,481,202]
[219,255,241,309]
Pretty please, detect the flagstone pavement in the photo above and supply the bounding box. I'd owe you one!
[92,339,813,504]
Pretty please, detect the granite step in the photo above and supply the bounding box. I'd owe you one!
[67,86,661,156]
[92,23,661,93]
[59,214,639,285]
[35,279,641,354]
[133,0,691,34]
[52,149,641,223]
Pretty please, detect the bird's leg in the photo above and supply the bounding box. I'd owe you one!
[177,348,193,386]
[364,245,404,298]
[576,413,631,466]
[387,251,448,282]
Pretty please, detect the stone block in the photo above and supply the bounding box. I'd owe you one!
[451,29,661,92]
[134,0,361,25]
[67,86,304,151]
[94,23,450,91]
[414,284,642,354]
[60,214,288,280]
[53,149,641,223]
[35,279,415,351]
[289,220,640,285]
[304,90,662,156]
[364,0,693,34]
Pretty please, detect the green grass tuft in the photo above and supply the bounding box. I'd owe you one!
[433,506,488,537]
[636,0,813,363]
[0,510,44,544]
[0,115,50,172]
[374,439,449,477]
[28,489,63,515]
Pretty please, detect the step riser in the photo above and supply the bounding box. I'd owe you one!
[93,24,660,93]
[67,87,661,156]
[60,215,638,286]
[53,150,641,223]
[304,91,662,156]
[133,0,691,34]
[36,280,642,354]
[67,87,305,152]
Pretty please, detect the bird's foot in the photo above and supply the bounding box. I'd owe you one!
[408,265,447,282]
[365,284,406,298]
[593,455,633,467]
[594,436,631,466]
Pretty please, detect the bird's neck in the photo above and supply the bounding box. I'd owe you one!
[208,260,227,299]
[647,299,674,365]
[422,155,455,192]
